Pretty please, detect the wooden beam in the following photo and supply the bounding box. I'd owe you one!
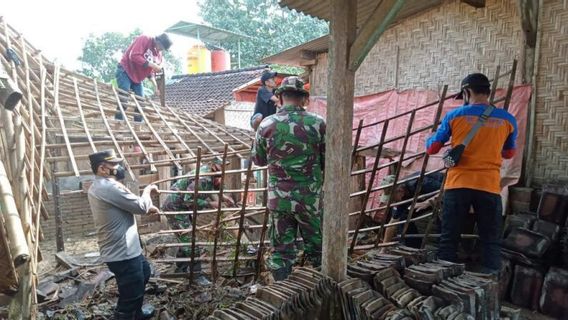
[322,0,357,283]
[299,59,317,67]
[461,0,485,8]
[299,50,316,60]
[519,0,539,48]
[349,0,406,71]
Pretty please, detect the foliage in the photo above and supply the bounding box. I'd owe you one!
[198,0,328,68]
[78,29,182,83]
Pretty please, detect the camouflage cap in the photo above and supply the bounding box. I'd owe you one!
[275,76,309,96]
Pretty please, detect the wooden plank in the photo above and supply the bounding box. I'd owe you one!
[349,0,406,71]
[72,78,97,153]
[375,111,416,247]
[211,144,229,281]
[519,0,539,48]
[322,0,357,283]
[400,86,447,240]
[52,65,80,177]
[92,80,136,181]
[131,97,182,171]
[232,158,253,277]
[147,100,195,157]
[189,148,202,282]
[112,87,155,172]
[162,104,216,154]
[461,0,486,8]
[349,119,390,252]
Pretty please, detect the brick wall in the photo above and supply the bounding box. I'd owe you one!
[311,0,524,96]
[41,192,95,241]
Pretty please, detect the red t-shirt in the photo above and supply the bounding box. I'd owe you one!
[119,35,162,84]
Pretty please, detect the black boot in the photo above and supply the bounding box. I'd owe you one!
[135,304,155,320]
[272,266,292,281]
[114,311,135,320]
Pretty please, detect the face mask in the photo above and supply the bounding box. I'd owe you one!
[106,164,126,180]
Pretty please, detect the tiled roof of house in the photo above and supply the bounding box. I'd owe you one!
[165,66,268,116]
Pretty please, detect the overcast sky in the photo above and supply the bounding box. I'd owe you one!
[2,0,203,69]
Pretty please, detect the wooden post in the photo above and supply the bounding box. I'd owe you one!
[52,167,64,252]
[322,0,357,282]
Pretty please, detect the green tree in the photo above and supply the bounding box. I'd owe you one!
[198,0,328,69]
[78,29,182,83]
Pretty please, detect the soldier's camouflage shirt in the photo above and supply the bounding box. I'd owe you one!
[162,166,214,228]
[252,104,326,212]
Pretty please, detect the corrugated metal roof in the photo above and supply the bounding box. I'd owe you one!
[267,0,442,66]
[166,21,251,43]
[279,0,441,26]
[262,35,329,66]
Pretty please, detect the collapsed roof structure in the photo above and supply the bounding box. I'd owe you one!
[0,17,253,317]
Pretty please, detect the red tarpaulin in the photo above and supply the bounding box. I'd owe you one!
[308,85,532,215]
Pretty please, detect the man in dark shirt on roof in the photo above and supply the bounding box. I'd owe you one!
[251,70,279,131]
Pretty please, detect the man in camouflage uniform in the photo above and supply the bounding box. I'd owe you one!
[161,156,234,285]
[252,76,326,281]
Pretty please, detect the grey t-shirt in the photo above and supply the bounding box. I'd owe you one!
[88,176,152,262]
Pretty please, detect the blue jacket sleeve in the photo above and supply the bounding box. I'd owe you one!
[426,112,452,154]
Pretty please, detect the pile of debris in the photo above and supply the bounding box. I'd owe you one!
[501,185,568,319]
[206,268,335,320]
[211,246,521,320]
[35,251,253,319]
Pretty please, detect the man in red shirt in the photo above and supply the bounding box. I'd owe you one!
[115,33,172,122]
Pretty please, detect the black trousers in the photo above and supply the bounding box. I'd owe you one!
[106,254,151,316]
[438,188,503,273]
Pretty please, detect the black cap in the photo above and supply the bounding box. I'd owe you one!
[89,150,123,174]
[155,33,172,51]
[456,73,490,99]
[260,71,277,84]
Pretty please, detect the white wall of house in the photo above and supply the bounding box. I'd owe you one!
[224,101,254,131]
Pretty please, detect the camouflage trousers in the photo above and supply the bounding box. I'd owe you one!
[267,208,322,272]
[167,215,200,257]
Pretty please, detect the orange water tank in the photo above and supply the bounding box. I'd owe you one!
[211,49,231,72]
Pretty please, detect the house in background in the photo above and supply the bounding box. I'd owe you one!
[165,66,265,130]
[165,65,290,130]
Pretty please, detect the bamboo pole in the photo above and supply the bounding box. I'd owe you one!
[0,160,30,266]
[73,78,97,153]
[52,65,80,177]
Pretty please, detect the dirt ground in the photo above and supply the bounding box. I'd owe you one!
[34,237,558,320]
[36,235,257,319]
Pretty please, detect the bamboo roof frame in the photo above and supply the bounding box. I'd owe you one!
[0,17,253,312]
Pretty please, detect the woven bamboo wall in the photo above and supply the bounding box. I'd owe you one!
[532,0,568,184]
[311,0,524,96]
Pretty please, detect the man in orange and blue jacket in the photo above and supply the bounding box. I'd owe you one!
[426,73,517,274]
